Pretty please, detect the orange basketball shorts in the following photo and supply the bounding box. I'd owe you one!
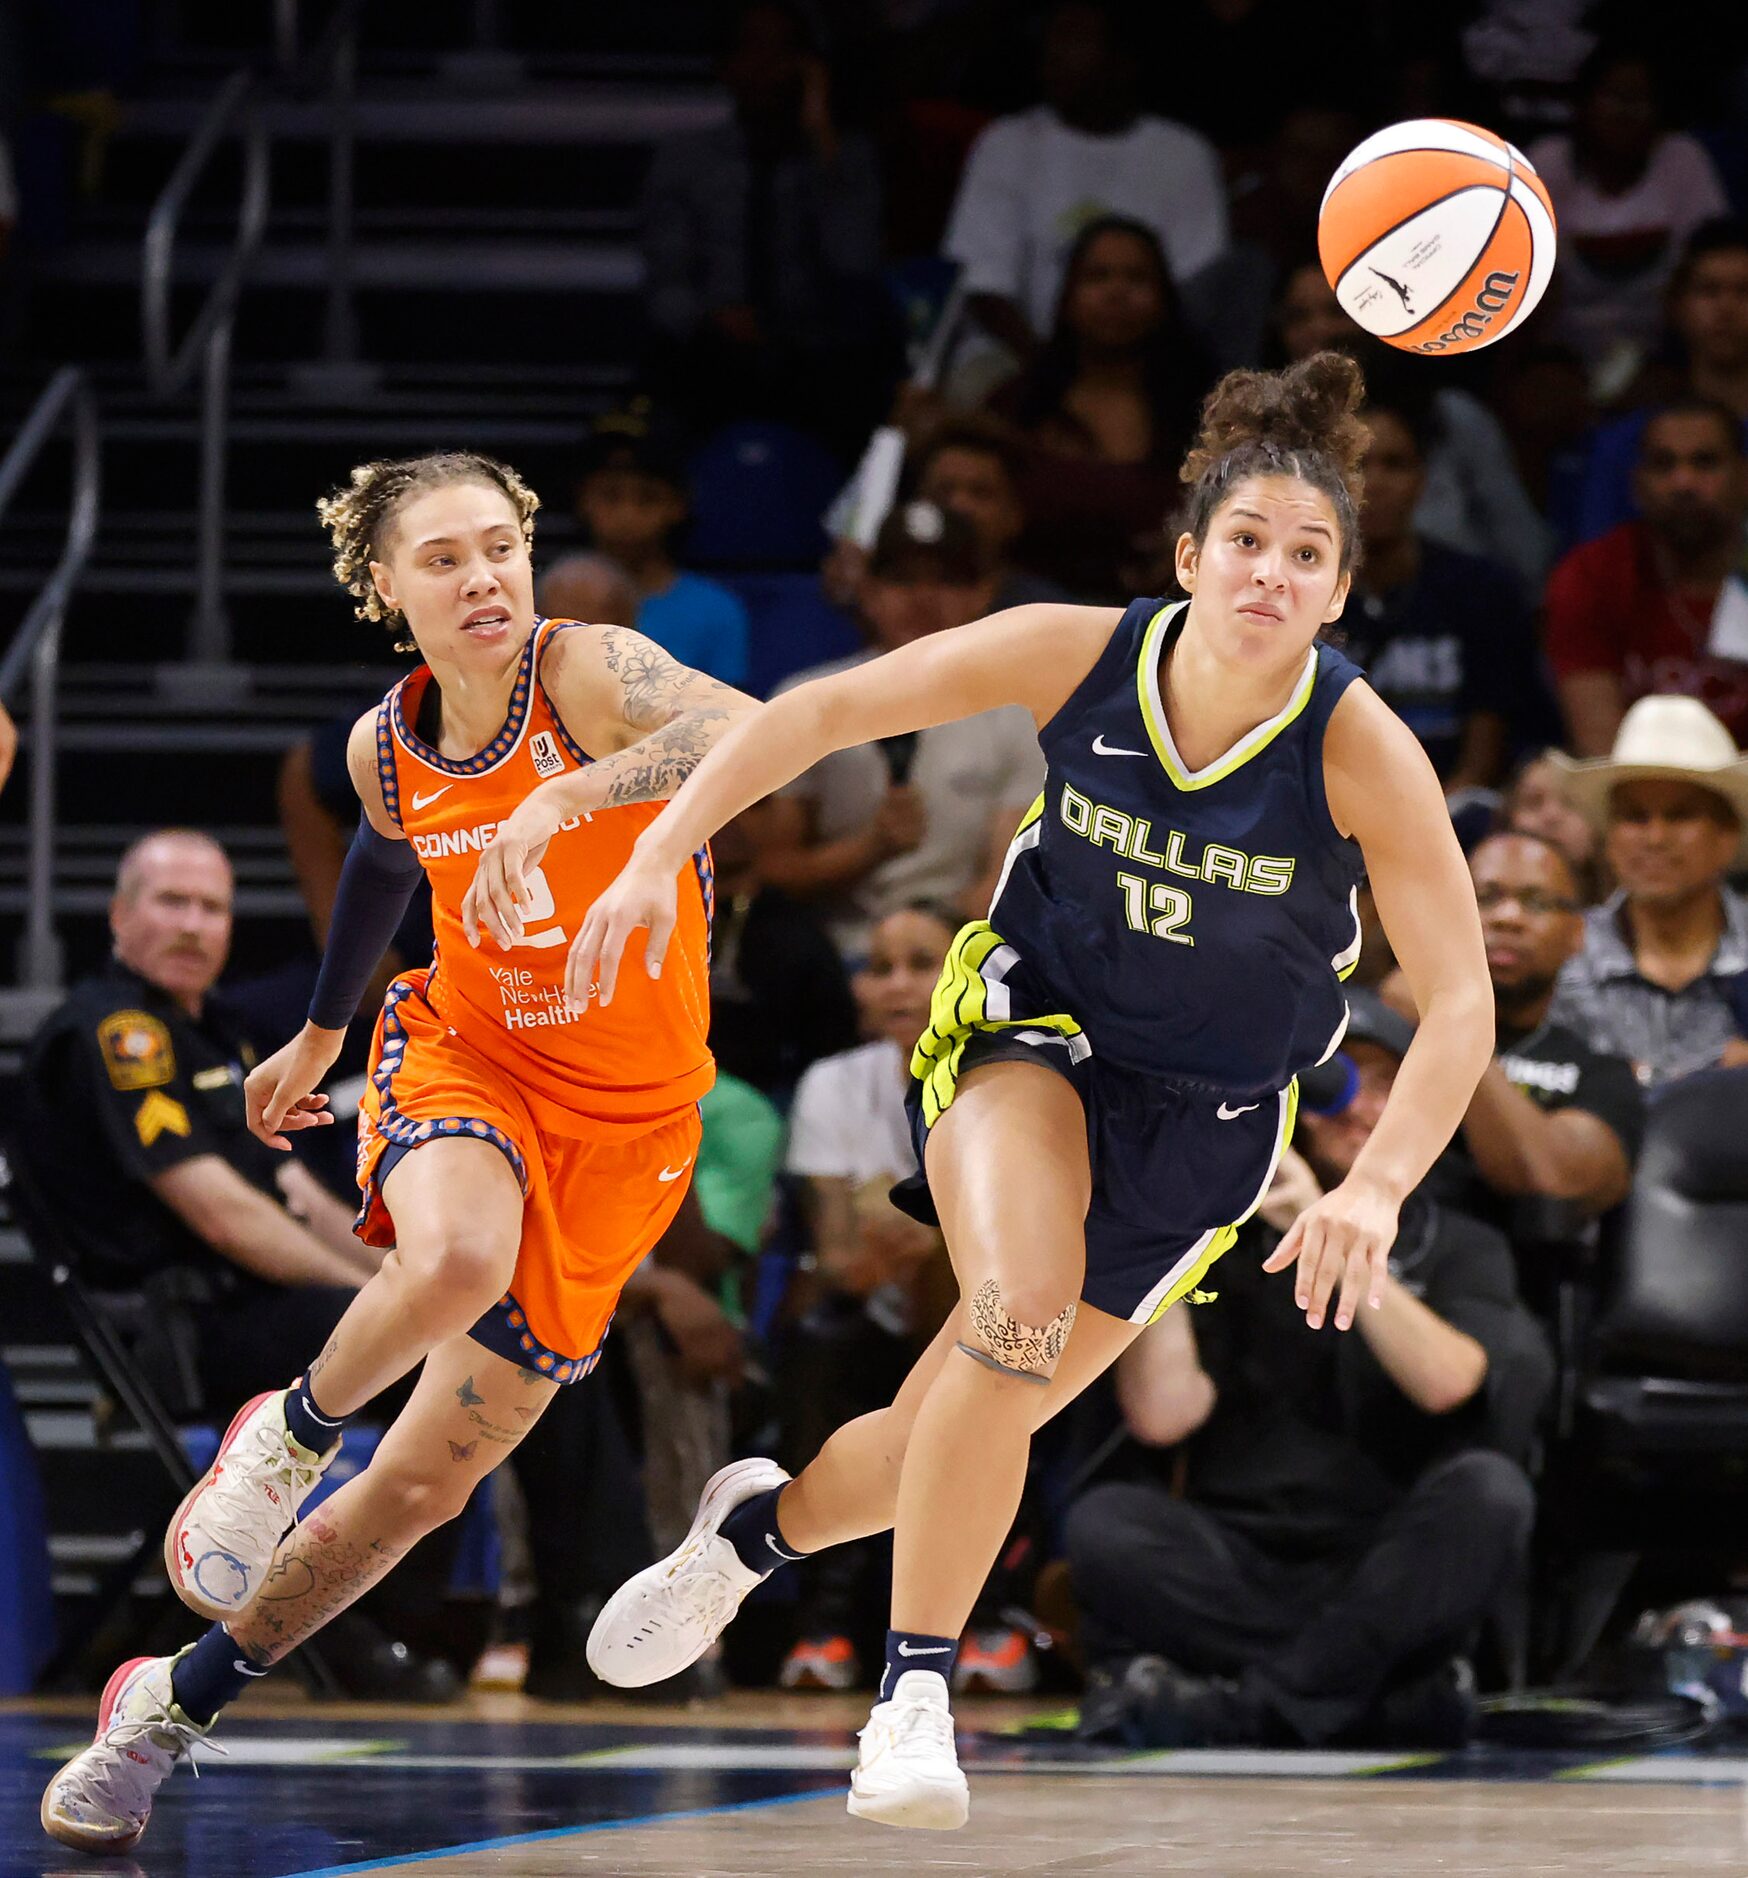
[354,975,701,1383]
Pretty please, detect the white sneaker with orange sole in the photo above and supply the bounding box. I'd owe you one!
[166,1390,336,1619]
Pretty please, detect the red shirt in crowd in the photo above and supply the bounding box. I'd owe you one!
[1543,521,1748,741]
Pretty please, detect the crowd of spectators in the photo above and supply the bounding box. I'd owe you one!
[11,0,1748,1729]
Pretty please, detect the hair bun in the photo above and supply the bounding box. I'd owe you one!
[1181,351,1368,489]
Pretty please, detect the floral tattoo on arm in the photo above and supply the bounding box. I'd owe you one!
[584,627,748,808]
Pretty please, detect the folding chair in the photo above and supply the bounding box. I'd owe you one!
[0,1120,340,1696]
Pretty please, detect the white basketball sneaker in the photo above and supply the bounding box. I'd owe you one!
[586,1456,790,1687]
[40,1651,215,1853]
[166,1390,337,1619]
[848,1670,970,1830]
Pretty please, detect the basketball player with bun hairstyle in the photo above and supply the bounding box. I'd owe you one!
[487,353,1494,1830]
[41,452,756,1855]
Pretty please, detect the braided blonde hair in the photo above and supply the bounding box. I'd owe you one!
[316,452,541,652]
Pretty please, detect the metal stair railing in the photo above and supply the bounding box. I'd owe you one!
[276,0,374,400]
[141,65,269,688]
[0,367,103,1003]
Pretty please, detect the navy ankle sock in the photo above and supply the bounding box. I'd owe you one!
[283,1376,346,1456]
[170,1623,271,1726]
[718,1485,807,1578]
[880,1628,959,1701]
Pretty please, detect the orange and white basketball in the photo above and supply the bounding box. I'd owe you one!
[1318,118,1557,357]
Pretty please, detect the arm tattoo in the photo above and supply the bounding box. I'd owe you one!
[448,1438,478,1462]
[599,708,733,808]
[597,627,739,734]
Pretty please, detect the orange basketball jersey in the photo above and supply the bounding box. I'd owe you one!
[374,617,713,1137]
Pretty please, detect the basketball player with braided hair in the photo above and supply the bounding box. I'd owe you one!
[516,353,1494,1829]
[42,452,757,1854]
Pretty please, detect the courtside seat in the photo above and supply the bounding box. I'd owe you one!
[1580,1067,1748,1454]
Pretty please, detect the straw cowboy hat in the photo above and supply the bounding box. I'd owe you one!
[1549,695,1748,866]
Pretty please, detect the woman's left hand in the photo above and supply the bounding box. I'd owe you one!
[1260,1175,1400,1331]
[565,852,679,1010]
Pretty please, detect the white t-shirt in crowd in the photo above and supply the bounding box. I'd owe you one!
[1527,131,1730,367]
[785,1040,916,1187]
[780,650,1045,958]
[944,105,1229,335]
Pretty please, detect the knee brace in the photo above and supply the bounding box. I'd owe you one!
[955,1277,1077,1386]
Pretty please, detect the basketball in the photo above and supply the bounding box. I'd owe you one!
[1317,118,1557,357]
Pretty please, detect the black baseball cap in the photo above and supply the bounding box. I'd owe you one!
[578,406,689,489]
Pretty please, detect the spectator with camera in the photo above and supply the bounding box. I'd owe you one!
[762,501,1043,959]
[1547,696,1748,1087]
[1068,995,1552,1751]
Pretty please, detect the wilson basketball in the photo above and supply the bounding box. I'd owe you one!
[1317,118,1557,356]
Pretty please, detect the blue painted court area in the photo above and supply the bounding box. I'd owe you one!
[7,1708,1748,1877]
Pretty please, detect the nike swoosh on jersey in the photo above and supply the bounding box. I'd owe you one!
[657,1160,692,1182]
[1217,1102,1260,1119]
[1092,734,1148,757]
[410,785,454,810]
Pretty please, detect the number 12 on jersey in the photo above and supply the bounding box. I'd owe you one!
[1118,871,1194,945]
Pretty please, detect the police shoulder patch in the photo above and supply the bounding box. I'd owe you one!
[97,1010,176,1092]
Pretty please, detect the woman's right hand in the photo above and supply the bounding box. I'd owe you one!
[462,797,558,950]
[244,1024,346,1149]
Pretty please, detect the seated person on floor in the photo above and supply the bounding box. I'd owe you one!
[1067,995,1553,1751]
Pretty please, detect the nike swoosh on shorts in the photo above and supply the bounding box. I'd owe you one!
[1217,1102,1260,1119]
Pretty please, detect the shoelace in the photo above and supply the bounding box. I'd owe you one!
[60,1692,227,1820]
[864,1697,957,1759]
[649,1559,741,1642]
[192,1424,326,1566]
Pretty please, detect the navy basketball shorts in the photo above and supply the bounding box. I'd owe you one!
[894,921,1299,1325]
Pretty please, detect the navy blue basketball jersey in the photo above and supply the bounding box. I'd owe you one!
[987,596,1367,1098]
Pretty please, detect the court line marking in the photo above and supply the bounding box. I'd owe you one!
[284,1786,838,1876]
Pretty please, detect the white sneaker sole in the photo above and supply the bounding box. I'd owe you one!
[847,1773,970,1831]
[586,1455,789,1688]
[165,1391,285,1620]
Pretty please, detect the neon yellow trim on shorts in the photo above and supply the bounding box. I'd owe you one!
[910,919,1084,1129]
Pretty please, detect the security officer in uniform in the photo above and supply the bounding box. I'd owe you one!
[20,828,374,1413]
[19,829,460,1699]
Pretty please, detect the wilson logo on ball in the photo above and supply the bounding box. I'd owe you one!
[1412,270,1521,353]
